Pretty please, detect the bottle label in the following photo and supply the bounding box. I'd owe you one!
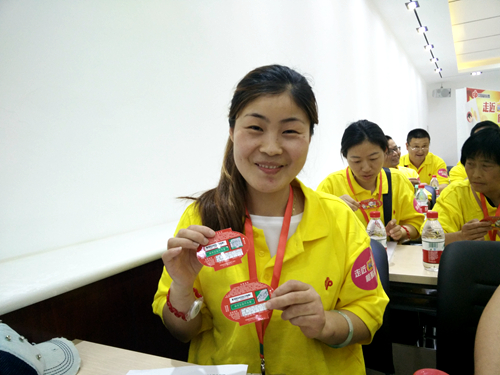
[413,198,428,214]
[422,239,445,264]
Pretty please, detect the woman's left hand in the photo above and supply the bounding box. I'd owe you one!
[385,219,403,241]
[266,280,325,339]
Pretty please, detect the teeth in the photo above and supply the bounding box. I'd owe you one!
[257,164,280,169]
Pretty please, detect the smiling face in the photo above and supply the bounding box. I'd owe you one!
[406,137,430,167]
[229,93,311,201]
[465,155,500,199]
[346,140,385,191]
[384,138,401,168]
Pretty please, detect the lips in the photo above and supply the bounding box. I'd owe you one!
[256,162,284,174]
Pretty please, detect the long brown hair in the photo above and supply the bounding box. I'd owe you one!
[191,65,318,233]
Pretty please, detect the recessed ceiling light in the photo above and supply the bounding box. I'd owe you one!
[405,1,419,10]
[430,58,439,63]
[417,26,428,34]
[471,71,482,76]
[424,44,434,51]
[435,68,442,73]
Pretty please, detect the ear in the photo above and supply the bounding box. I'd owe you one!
[405,142,409,151]
[229,126,234,142]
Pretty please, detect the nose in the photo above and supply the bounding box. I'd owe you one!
[360,161,372,172]
[259,133,283,156]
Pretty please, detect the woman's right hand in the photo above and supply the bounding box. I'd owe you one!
[339,195,360,212]
[461,219,492,241]
[162,225,216,289]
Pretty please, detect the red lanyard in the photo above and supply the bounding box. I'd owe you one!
[417,166,424,174]
[480,193,500,241]
[345,167,383,224]
[244,185,294,374]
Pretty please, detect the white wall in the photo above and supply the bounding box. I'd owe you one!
[0,0,427,261]
[427,74,500,165]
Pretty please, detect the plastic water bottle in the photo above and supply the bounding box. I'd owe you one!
[367,211,387,249]
[430,175,440,196]
[421,211,445,272]
[416,183,428,216]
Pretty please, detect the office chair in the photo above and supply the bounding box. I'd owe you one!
[362,239,395,375]
[424,185,436,210]
[436,241,500,375]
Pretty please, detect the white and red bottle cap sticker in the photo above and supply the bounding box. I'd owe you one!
[359,198,383,210]
[481,216,500,230]
[221,280,273,326]
[197,228,249,271]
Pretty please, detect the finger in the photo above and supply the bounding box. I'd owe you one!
[267,290,316,311]
[168,236,204,251]
[467,218,480,224]
[279,301,321,321]
[162,247,182,263]
[385,219,396,231]
[187,225,216,238]
[271,280,309,298]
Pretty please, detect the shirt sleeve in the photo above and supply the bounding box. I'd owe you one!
[332,202,389,344]
[317,174,336,195]
[152,203,214,333]
[449,163,467,183]
[434,156,450,185]
[421,185,462,234]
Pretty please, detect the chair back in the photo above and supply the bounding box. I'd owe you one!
[436,241,500,374]
[362,239,395,374]
[424,185,436,210]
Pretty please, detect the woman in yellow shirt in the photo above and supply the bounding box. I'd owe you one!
[424,127,500,244]
[153,66,388,374]
[317,120,424,242]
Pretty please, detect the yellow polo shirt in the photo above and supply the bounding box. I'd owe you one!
[449,161,467,183]
[421,179,499,241]
[396,165,419,179]
[317,168,424,232]
[153,179,388,375]
[399,152,449,185]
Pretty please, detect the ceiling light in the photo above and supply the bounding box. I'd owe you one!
[405,1,419,10]
[424,44,434,51]
[430,58,439,63]
[417,26,428,34]
[471,71,482,76]
[435,68,442,73]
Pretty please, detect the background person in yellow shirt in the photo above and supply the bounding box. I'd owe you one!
[384,135,420,186]
[318,120,424,243]
[422,127,500,244]
[449,121,499,184]
[153,65,388,375]
[399,128,449,192]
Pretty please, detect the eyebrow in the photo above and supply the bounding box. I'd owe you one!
[243,113,306,124]
[349,151,381,159]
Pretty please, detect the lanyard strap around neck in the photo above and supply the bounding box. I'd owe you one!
[345,167,383,224]
[479,193,500,241]
[244,185,294,369]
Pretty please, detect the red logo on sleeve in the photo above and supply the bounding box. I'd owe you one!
[351,248,378,290]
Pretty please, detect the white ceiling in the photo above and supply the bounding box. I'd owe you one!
[371,0,500,84]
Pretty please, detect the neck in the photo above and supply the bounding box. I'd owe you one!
[246,185,291,216]
[410,157,423,169]
[485,191,500,207]
[354,174,377,194]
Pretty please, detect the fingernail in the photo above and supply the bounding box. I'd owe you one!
[209,229,216,237]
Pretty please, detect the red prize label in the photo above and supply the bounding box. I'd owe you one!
[423,249,442,264]
[359,198,383,210]
[480,216,500,231]
[197,228,249,271]
[221,280,273,326]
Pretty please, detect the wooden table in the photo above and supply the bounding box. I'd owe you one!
[389,244,438,286]
[74,340,192,375]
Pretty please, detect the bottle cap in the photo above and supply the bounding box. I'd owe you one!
[432,175,436,178]
[427,211,438,219]
[369,211,381,218]
[418,183,425,188]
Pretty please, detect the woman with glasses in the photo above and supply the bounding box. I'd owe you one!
[399,128,449,192]
[317,120,424,242]
[383,135,420,187]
